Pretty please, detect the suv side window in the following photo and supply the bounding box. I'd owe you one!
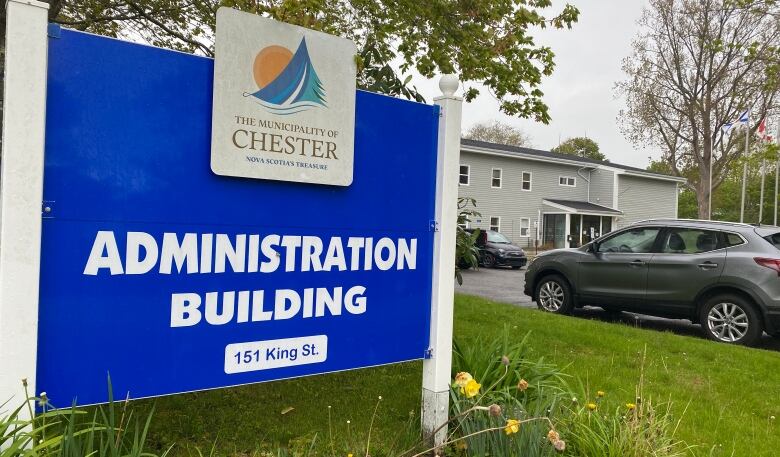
[597,228,660,253]
[660,228,718,254]
[721,232,745,247]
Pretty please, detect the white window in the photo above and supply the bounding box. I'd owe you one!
[459,164,470,186]
[519,218,530,237]
[559,176,576,187]
[521,171,532,191]
[491,168,502,188]
[489,216,500,232]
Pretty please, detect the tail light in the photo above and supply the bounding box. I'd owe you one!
[754,257,780,276]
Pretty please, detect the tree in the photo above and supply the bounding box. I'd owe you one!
[464,120,532,147]
[617,0,780,219]
[550,137,606,161]
[7,0,580,123]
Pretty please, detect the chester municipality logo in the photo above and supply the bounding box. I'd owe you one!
[244,37,327,115]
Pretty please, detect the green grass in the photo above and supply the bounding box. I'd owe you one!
[136,294,780,456]
[454,294,780,457]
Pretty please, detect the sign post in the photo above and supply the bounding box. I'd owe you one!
[0,0,49,410]
[422,75,462,446]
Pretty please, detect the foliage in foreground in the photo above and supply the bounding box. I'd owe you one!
[455,197,481,285]
[33,0,580,121]
[0,379,168,457]
[448,331,691,457]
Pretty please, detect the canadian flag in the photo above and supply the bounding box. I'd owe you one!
[757,117,774,142]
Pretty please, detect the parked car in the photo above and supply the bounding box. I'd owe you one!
[524,219,780,346]
[466,229,527,269]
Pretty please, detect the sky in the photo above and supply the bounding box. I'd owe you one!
[409,0,657,169]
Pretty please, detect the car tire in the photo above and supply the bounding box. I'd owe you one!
[483,253,496,268]
[699,294,762,346]
[535,274,574,315]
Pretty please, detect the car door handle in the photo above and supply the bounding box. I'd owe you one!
[629,259,645,267]
[698,262,718,269]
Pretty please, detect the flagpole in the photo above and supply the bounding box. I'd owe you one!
[776,117,780,226]
[708,146,713,220]
[740,160,747,223]
[740,116,749,223]
[774,158,778,226]
[760,158,766,224]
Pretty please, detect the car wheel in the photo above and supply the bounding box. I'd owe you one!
[535,274,574,315]
[483,253,496,268]
[700,294,762,346]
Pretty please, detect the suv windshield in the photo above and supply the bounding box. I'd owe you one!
[487,231,511,244]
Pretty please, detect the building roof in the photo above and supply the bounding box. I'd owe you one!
[543,199,623,215]
[461,138,686,183]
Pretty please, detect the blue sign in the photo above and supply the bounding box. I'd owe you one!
[37,27,439,406]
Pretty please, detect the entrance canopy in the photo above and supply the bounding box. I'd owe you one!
[542,198,623,216]
[541,199,622,249]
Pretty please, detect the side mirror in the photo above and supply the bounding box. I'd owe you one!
[588,243,599,253]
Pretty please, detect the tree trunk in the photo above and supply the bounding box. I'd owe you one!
[697,168,711,219]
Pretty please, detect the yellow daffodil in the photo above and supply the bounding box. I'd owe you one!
[626,403,636,411]
[587,402,597,411]
[461,378,481,398]
[504,418,521,435]
[454,371,473,388]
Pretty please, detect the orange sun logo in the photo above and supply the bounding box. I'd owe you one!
[253,45,293,89]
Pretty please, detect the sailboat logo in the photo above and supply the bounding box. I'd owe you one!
[244,37,327,114]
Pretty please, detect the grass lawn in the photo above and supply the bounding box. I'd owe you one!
[138,293,780,456]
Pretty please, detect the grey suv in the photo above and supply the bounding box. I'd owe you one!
[524,219,780,346]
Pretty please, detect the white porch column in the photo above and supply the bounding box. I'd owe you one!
[0,0,49,411]
[564,214,571,248]
[422,74,462,446]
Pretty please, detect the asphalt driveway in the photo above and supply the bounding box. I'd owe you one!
[455,266,780,351]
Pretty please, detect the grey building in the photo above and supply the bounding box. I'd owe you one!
[458,139,686,250]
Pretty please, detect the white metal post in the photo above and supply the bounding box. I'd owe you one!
[776,118,780,226]
[760,159,766,223]
[0,0,49,410]
[422,75,461,446]
[740,116,750,223]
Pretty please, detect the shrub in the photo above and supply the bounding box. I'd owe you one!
[448,330,570,456]
[455,197,481,285]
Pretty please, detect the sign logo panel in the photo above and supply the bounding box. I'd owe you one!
[211,8,356,186]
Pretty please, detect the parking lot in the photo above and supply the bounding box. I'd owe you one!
[455,266,780,351]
